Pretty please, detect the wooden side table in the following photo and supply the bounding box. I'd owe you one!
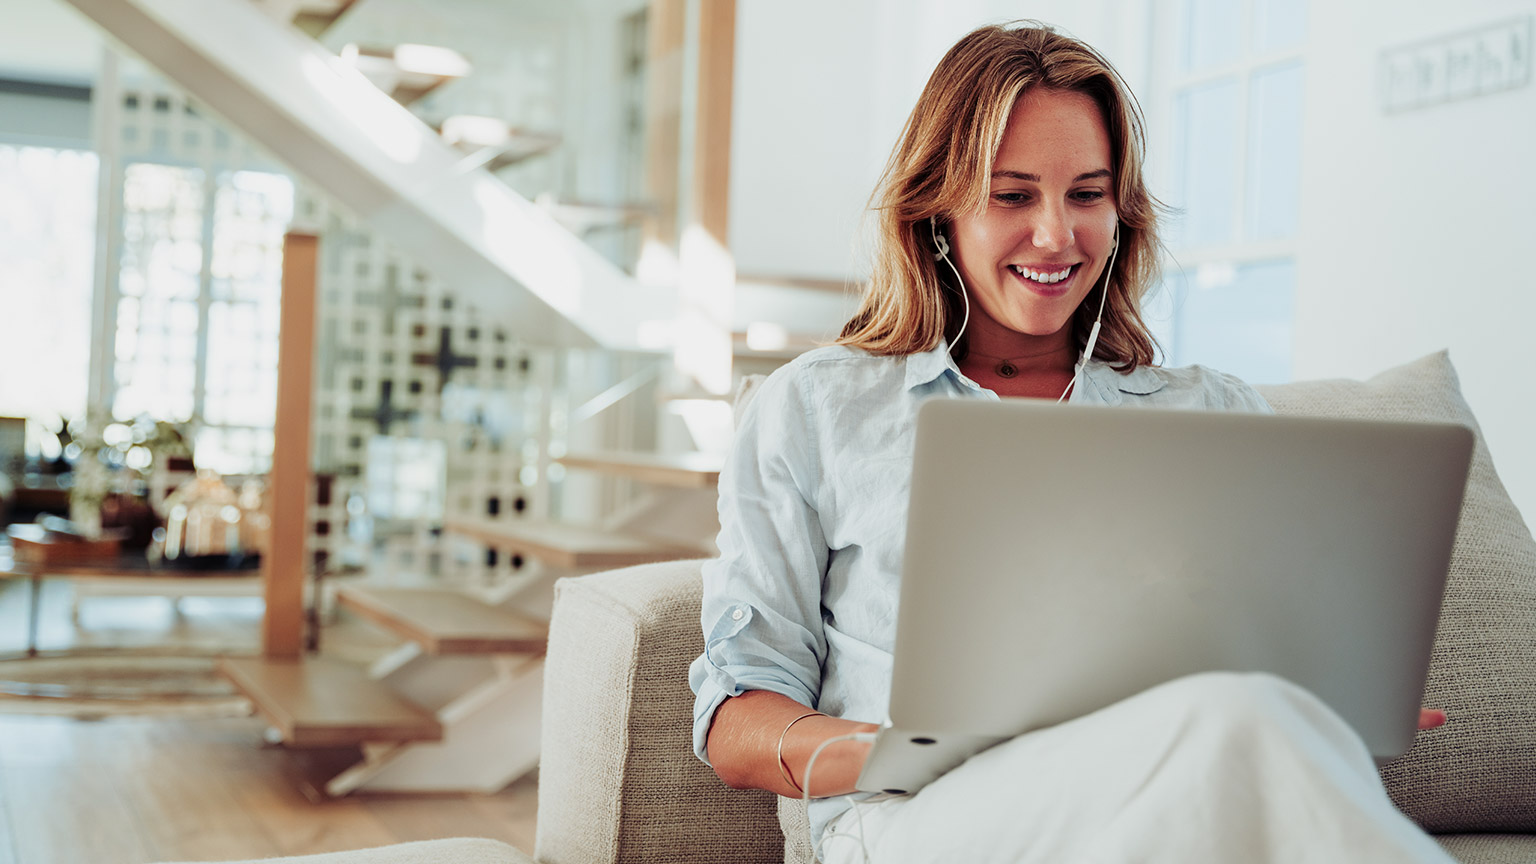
[0,556,260,658]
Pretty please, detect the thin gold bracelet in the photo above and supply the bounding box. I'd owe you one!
[776,711,825,794]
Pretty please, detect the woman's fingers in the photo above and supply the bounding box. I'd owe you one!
[1417,708,1447,730]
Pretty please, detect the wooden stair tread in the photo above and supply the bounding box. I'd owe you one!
[443,518,705,569]
[337,585,548,654]
[556,450,722,488]
[218,656,442,748]
[292,0,358,37]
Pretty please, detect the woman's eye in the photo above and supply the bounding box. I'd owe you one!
[993,192,1030,205]
[1072,189,1108,202]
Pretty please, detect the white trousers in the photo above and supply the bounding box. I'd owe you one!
[821,672,1453,864]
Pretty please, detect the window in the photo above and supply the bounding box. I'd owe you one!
[0,145,98,443]
[1152,0,1307,384]
[110,160,292,476]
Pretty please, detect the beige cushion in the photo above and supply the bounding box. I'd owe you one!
[1257,351,1536,832]
[779,797,815,864]
[1436,833,1536,864]
[150,838,530,864]
[535,559,783,864]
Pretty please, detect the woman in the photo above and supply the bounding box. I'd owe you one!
[689,21,1451,864]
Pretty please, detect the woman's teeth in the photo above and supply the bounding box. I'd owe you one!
[1011,265,1073,284]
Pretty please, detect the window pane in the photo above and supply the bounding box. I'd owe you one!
[1254,0,1308,54]
[1246,61,1304,241]
[1170,259,1294,385]
[205,169,290,452]
[367,437,446,522]
[115,163,205,422]
[120,162,204,301]
[211,169,294,303]
[113,296,199,421]
[1183,0,1245,72]
[1172,78,1241,249]
[195,426,273,476]
[205,301,278,427]
[0,146,98,425]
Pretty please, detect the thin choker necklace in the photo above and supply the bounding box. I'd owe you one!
[964,347,1074,380]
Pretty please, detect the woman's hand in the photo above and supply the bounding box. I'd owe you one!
[1418,708,1447,730]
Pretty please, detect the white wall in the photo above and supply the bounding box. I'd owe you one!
[1295,0,1536,523]
[0,0,101,86]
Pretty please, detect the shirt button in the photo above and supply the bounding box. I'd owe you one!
[731,609,744,621]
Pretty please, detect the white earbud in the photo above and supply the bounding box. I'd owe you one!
[931,217,969,354]
[930,216,951,260]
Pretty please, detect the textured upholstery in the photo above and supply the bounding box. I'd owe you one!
[149,838,530,864]
[1258,351,1536,833]
[535,559,783,864]
[1437,834,1536,864]
[779,796,815,864]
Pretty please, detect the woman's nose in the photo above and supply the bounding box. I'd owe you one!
[1030,204,1072,252]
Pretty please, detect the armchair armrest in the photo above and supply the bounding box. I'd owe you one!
[535,559,784,864]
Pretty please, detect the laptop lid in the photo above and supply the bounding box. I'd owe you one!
[856,400,1473,796]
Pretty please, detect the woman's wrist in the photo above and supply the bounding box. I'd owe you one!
[782,714,880,798]
[776,711,825,793]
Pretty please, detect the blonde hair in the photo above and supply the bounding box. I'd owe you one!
[837,21,1162,370]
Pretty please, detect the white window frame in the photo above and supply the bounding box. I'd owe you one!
[1145,0,1308,376]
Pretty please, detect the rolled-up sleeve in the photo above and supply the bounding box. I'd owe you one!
[689,365,831,765]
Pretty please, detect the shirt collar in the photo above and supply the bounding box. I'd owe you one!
[904,339,1168,402]
[904,340,963,391]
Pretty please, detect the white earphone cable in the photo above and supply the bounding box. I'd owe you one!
[940,248,972,355]
[932,216,1119,403]
[803,731,879,864]
[1060,227,1118,402]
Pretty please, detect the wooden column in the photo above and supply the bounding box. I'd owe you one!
[264,231,318,658]
[645,0,736,246]
[675,0,737,394]
[691,0,735,246]
[643,0,687,248]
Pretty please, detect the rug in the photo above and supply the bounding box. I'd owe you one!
[0,654,253,719]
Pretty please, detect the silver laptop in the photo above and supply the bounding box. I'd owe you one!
[855,399,1474,796]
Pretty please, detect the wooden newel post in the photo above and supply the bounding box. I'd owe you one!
[265,231,318,658]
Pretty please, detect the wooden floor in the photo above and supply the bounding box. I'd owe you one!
[0,578,539,864]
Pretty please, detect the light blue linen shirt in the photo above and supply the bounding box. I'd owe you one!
[688,340,1271,841]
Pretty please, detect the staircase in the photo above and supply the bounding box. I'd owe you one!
[222,583,549,796]
[61,0,675,351]
[60,0,803,797]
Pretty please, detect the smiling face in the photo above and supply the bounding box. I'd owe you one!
[947,87,1118,351]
